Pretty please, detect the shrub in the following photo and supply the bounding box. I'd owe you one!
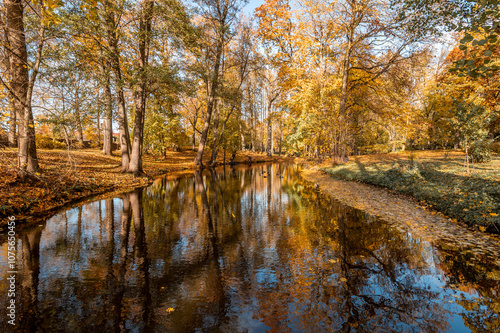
[359,144,391,154]
[36,135,67,149]
[490,142,500,154]
[73,141,86,149]
[470,139,492,163]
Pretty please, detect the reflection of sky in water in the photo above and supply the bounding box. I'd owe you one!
[0,164,497,332]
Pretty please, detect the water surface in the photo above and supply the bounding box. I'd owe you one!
[0,164,499,332]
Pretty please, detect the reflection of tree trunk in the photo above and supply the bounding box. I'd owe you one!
[77,206,82,257]
[19,228,42,331]
[110,195,132,332]
[195,170,209,218]
[105,199,115,279]
[130,188,152,329]
[209,169,220,229]
[195,170,216,256]
[202,170,227,323]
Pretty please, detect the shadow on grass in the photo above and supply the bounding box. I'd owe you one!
[322,162,500,233]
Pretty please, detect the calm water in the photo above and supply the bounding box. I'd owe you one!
[0,164,499,332]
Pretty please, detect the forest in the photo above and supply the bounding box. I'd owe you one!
[1,1,500,331]
[1,0,498,177]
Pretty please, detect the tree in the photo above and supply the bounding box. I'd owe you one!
[396,0,500,77]
[128,0,154,176]
[208,19,253,165]
[0,6,16,147]
[3,0,49,179]
[103,0,132,171]
[192,0,244,167]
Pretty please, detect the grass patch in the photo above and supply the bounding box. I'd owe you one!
[321,150,500,233]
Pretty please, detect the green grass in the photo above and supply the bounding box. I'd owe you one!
[321,151,500,232]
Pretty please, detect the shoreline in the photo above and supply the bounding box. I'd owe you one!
[301,167,500,266]
[0,148,295,231]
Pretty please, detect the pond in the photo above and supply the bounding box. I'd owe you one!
[0,163,499,332]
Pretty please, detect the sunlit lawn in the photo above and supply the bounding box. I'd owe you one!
[322,150,500,232]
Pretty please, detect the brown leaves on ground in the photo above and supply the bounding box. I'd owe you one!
[0,148,293,229]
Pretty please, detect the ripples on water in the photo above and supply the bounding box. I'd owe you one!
[0,164,499,332]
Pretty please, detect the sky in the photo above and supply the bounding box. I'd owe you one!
[242,0,266,16]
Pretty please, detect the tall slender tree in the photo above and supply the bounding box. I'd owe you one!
[193,0,244,167]
[4,0,46,179]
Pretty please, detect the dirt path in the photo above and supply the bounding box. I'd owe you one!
[302,168,500,268]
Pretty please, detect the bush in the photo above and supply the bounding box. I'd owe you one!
[73,141,86,149]
[470,139,492,163]
[359,144,391,154]
[490,142,500,154]
[36,135,66,149]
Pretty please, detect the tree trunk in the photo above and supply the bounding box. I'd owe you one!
[129,87,146,176]
[240,122,245,151]
[102,61,113,155]
[6,0,41,179]
[279,120,282,156]
[192,127,196,151]
[266,105,272,157]
[211,104,234,166]
[334,18,353,165]
[194,42,223,167]
[210,100,220,165]
[96,108,101,148]
[2,16,16,147]
[104,0,131,171]
[128,0,153,177]
[74,86,84,145]
[8,106,16,147]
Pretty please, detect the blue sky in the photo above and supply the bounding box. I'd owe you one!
[242,0,266,15]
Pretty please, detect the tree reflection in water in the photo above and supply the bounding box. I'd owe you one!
[0,163,499,332]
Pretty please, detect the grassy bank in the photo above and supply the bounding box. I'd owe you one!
[320,150,500,232]
[0,147,293,228]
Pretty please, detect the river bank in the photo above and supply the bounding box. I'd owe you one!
[302,167,500,269]
[317,150,500,233]
[0,148,294,229]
